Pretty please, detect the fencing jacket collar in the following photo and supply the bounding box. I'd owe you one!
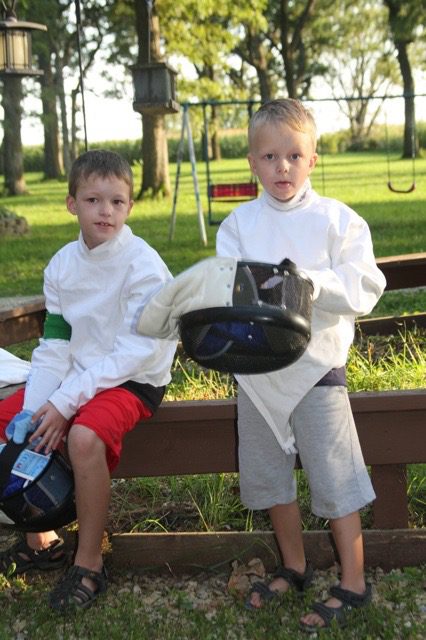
[262,179,312,212]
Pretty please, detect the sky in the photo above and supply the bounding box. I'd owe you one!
[20,73,144,146]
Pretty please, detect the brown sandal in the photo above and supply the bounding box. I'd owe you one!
[245,563,314,609]
[49,564,108,612]
[0,537,67,575]
[300,583,372,633]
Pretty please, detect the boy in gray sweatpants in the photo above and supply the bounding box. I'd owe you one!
[216,98,386,631]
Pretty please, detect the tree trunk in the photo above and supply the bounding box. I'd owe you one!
[395,41,416,158]
[384,0,417,159]
[141,114,170,197]
[279,0,317,98]
[135,0,171,199]
[39,51,63,179]
[2,76,26,195]
[257,67,273,103]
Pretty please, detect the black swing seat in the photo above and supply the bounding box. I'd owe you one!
[208,182,258,202]
[387,181,416,194]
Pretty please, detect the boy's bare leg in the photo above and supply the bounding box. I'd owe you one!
[67,425,110,590]
[8,532,63,570]
[26,531,61,548]
[248,500,307,608]
[300,510,366,628]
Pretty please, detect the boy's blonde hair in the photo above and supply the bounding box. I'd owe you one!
[68,149,134,198]
[248,99,317,151]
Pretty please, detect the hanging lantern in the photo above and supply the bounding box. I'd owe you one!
[0,11,47,77]
[131,0,179,116]
[132,62,179,115]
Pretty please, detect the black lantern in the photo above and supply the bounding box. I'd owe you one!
[0,4,47,77]
[131,0,179,116]
[132,62,179,115]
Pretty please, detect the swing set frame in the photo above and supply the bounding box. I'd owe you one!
[169,94,422,245]
[169,99,262,244]
[200,99,260,225]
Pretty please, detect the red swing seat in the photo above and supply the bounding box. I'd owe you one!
[208,182,258,202]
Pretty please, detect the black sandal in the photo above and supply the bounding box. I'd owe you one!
[49,564,108,612]
[300,582,372,633]
[0,537,67,575]
[245,562,314,610]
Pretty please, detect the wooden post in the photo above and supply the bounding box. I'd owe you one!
[371,464,409,529]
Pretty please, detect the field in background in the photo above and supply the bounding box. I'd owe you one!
[0,152,425,293]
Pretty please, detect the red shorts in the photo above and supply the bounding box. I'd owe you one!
[0,387,152,471]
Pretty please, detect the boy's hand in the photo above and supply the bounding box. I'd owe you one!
[5,410,36,444]
[30,403,69,454]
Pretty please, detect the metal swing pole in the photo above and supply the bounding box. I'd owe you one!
[75,0,88,152]
[168,106,186,243]
[168,104,207,246]
[203,103,213,225]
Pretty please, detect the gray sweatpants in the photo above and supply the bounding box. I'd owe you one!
[237,385,375,519]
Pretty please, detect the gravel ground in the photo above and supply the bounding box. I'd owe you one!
[1,533,425,639]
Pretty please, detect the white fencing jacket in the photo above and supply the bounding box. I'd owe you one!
[216,181,386,452]
[24,225,177,420]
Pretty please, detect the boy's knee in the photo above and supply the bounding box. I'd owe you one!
[67,424,106,462]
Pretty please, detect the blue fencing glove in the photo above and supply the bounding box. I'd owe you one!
[5,410,35,444]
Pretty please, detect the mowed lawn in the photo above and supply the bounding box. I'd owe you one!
[0,153,425,640]
[0,151,425,297]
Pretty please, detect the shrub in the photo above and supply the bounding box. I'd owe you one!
[0,206,28,237]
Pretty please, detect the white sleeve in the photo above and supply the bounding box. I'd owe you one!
[48,267,177,420]
[302,215,386,316]
[23,256,71,412]
[216,215,242,259]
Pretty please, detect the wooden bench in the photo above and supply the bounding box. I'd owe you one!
[0,253,425,568]
[0,253,425,346]
[1,384,425,570]
[357,252,426,334]
[1,383,425,532]
[112,391,426,531]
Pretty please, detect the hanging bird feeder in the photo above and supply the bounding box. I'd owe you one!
[131,0,179,116]
[132,61,179,115]
[0,2,47,77]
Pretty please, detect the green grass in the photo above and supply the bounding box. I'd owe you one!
[347,331,426,391]
[0,564,424,639]
[2,160,425,535]
[1,154,425,638]
[0,152,425,296]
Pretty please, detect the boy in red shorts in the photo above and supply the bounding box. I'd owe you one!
[0,150,176,611]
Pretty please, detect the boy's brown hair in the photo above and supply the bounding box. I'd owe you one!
[248,99,317,151]
[68,149,134,198]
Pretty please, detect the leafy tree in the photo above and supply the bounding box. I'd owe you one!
[159,0,257,160]
[233,6,275,103]
[321,1,399,148]
[383,0,426,157]
[29,0,112,176]
[254,0,334,99]
[134,0,171,198]
[29,0,66,179]
[1,0,29,194]
[104,0,172,198]
[2,75,26,195]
